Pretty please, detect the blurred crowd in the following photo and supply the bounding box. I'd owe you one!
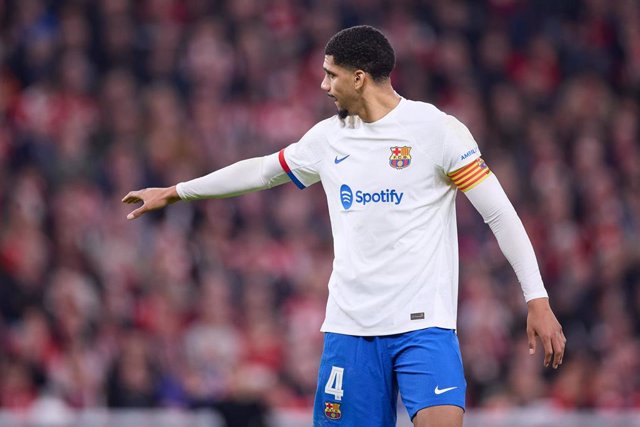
[1,0,639,419]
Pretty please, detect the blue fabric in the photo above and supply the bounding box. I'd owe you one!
[285,169,306,189]
[312,328,466,426]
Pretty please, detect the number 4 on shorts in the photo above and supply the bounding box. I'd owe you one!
[324,366,344,400]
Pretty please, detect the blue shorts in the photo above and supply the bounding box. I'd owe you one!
[313,328,466,426]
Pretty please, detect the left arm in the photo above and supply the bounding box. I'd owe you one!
[463,173,566,368]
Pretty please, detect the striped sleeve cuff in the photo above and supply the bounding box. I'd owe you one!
[278,149,306,190]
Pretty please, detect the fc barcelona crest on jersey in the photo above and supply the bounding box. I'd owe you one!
[324,402,342,420]
[389,146,412,169]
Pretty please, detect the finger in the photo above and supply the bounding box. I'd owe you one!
[552,332,566,368]
[541,335,553,367]
[122,191,142,203]
[127,205,147,220]
[559,333,567,365]
[527,327,536,355]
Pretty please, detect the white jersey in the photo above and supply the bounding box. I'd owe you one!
[278,98,491,336]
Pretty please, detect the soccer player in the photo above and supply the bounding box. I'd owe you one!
[123,26,565,427]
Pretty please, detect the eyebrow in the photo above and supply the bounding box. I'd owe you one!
[323,67,336,75]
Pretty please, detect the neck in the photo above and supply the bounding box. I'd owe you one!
[353,82,401,123]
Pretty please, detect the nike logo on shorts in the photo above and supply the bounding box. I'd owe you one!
[434,386,458,395]
[334,155,350,164]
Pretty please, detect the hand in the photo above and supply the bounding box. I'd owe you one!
[526,297,566,369]
[122,186,180,220]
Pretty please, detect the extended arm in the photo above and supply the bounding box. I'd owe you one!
[122,153,287,219]
[464,173,566,368]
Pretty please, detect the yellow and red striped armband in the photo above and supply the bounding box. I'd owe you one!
[448,158,492,192]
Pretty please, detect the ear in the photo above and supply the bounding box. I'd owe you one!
[354,70,366,90]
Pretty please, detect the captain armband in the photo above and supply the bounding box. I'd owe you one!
[448,158,492,192]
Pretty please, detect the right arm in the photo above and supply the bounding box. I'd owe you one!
[122,153,288,220]
[123,118,328,219]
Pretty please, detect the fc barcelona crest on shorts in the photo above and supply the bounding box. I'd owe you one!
[324,402,342,420]
[389,146,412,169]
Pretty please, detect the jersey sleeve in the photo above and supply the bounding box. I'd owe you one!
[465,174,548,302]
[176,154,289,200]
[442,115,492,192]
[278,121,326,189]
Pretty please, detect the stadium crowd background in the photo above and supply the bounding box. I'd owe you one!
[0,0,639,420]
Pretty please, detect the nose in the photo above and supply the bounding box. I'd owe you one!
[321,75,330,92]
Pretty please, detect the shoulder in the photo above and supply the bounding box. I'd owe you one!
[298,115,341,143]
[399,98,443,117]
[395,99,449,133]
[289,115,342,163]
[312,115,342,133]
[395,99,479,170]
[400,99,445,119]
[397,99,475,139]
[296,115,338,145]
[392,99,450,143]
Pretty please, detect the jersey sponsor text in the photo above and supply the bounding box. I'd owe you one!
[340,184,404,209]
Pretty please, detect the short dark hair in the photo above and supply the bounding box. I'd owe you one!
[325,25,395,82]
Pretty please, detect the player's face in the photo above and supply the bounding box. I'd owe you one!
[321,55,358,119]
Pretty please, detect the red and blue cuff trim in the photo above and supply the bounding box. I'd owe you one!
[278,149,306,190]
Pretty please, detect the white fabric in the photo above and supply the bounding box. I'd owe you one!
[176,155,288,200]
[464,174,548,302]
[176,98,548,336]
[282,98,488,335]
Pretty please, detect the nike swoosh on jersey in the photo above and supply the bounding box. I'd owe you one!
[434,386,458,395]
[334,155,350,164]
